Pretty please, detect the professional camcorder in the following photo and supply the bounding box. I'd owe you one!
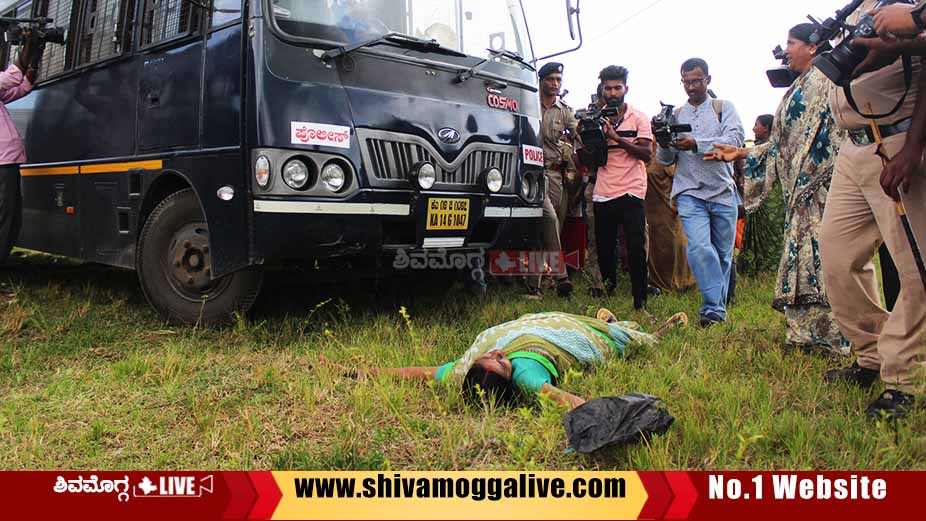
[0,16,66,68]
[808,0,916,86]
[651,103,692,148]
[767,45,800,88]
[575,98,637,169]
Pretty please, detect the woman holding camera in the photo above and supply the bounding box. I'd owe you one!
[704,24,849,356]
[0,36,36,265]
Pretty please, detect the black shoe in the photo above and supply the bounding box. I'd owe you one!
[588,287,606,298]
[866,389,918,419]
[699,312,723,328]
[647,285,662,297]
[824,362,879,389]
[556,279,573,297]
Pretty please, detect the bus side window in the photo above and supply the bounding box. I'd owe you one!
[37,0,76,79]
[210,0,241,28]
[140,0,203,47]
[76,0,135,65]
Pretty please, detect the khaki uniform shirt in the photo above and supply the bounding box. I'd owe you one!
[828,0,922,131]
[541,98,579,172]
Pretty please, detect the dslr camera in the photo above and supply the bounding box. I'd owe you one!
[651,103,692,148]
[575,98,638,169]
[767,45,800,88]
[0,16,66,68]
[809,0,916,86]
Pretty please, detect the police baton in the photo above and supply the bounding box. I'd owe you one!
[868,109,926,294]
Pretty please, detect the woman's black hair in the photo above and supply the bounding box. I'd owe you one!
[757,114,774,130]
[463,365,519,406]
[789,23,833,53]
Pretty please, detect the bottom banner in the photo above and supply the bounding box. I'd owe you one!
[0,471,920,520]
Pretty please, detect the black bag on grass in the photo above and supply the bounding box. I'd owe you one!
[563,393,674,453]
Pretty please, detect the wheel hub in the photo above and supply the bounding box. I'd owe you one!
[165,224,222,297]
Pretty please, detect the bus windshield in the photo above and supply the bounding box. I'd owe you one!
[271,0,534,65]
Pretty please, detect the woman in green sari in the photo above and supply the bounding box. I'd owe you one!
[344,309,688,409]
[705,23,849,355]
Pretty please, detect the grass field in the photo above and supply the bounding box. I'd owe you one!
[1,249,924,470]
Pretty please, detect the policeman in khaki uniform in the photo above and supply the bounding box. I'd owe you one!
[531,62,579,297]
[819,0,926,418]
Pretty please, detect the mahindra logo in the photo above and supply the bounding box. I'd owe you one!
[487,93,519,113]
[438,127,461,144]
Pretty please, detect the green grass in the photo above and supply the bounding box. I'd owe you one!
[1,249,924,470]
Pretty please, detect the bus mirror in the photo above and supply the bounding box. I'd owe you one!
[566,0,577,41]
[534,0,583,63]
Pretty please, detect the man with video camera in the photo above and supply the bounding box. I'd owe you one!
[815,0,926,418]
[656,58,745,328]
[0,33,36,265]
[589,65,653,309]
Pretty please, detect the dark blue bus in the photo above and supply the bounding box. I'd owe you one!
[2,0,579,323]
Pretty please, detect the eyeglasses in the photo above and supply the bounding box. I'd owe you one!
[681,78,707,87]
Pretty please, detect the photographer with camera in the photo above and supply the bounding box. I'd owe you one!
[656,58,745,328]
[588,66,653,309]
[705,24,850,357]
[811,0,926,418]
[0,34,36,265]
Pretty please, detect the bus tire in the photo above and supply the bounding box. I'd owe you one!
[136,188,262,325]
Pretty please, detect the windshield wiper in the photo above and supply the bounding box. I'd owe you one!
[320,32,467,62]
[456,48,535,83]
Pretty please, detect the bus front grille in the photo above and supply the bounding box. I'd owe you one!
[357,129,518,190]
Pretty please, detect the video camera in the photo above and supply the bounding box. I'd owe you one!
[767,45,799,88]
[0,16,66,69]
[651,103,692,148]
[807,0,916,86]
[575,98,637,169]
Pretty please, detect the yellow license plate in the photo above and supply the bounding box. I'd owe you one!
[426,198,470,231]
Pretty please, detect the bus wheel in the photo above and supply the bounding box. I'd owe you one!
[137,189,262,324]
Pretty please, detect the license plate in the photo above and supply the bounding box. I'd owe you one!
[426,198,470,231]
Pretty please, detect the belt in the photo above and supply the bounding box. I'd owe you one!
[847,118,912,146]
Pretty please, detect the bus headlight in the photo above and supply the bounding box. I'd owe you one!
[411,162,436,190]
[282,159,311,190]
[321,162,347,192]
[255,155,271,188]
[520,173,534,200]
[485,168,503,193]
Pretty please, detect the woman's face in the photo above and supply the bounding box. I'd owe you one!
[473,351,513,381]
[786,36,816,73]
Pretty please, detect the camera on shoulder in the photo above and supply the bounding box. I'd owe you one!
[575,98,637,169]
[808,0,916,86]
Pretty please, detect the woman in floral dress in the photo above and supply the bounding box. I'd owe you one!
[705,24,849,355]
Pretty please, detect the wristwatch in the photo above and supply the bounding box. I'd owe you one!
[912,3,926,32]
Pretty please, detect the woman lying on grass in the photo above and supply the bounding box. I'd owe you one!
[328,309,688,410]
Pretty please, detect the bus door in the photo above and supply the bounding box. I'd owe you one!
[136,0,204,151]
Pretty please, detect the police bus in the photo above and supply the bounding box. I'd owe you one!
[1,0,581,323]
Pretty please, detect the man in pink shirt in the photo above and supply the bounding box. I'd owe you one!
[593,66,653,309]
[0,37,35,265]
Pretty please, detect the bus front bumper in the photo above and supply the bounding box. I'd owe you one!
[250,191,543,263]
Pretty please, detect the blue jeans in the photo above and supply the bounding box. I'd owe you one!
[677,194,737,320]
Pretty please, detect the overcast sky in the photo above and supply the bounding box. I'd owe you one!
[523,0,849,140]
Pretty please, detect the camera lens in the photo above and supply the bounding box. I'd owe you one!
[813,42,868,86]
